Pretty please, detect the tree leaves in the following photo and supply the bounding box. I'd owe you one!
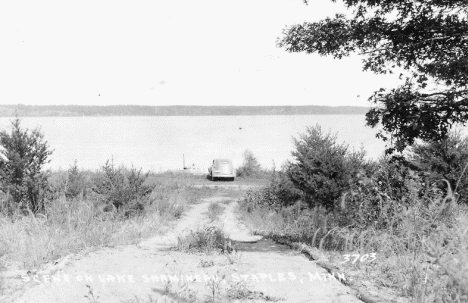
[278,0,468,153]
[288,125,370,209]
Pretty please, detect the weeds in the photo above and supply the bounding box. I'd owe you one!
[240,186,468,301]
[127,274,281,303]
[176,226,232,254]
[237,127,468,302]
[0,169,211,272]
[198,259,215,268]
[129,279,198,303]
[124,295,159,303]
[84,284,100,303]
[226,282,282,301]
[204,276,223,303]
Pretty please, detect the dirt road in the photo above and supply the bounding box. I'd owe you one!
[3,187,363,303]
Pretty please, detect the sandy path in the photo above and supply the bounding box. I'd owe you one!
[3,192,363,303]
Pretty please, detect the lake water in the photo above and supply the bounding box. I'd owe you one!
[0,115,385,172]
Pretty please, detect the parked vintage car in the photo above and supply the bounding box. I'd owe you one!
[208,159,235,181]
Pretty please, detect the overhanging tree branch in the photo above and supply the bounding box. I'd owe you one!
[278,0,468,153]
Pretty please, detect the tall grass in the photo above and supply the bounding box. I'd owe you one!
[236,127,468,302]
[176,226,232,254]
[239,188,468,302]
[0,173,212,272]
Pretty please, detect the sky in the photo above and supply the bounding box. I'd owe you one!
[0,0,400,107]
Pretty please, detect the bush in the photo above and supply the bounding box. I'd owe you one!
[64,160,89,200]
[288,125,372,210]
[238,127,468,302]
[410,131,468,204]
[46,162,90,202]
[0,117,52,213]
[336,156,424,229]
[244,167,301,211]
[236,150,266,178]
[91,159,154,214]
[372,156,420,202]
[240,179,468,301]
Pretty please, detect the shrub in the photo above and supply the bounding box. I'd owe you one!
[64,160,88,200]
[336,156,425,229]
[239,180,468,301]
[240,167,301,212]
[91,159,154,214]
[288,125,371,210]
[236,150,265,178]
[410,131,468,204]
[0,117,52,213]
[265,167,301,207]
[238,127,468,301]
[372,156,420,202]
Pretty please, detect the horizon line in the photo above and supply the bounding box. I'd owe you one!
[1,104,371,108]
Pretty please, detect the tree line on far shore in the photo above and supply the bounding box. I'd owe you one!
[0,105,369,117]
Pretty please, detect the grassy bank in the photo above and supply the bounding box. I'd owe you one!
[0,171,219,276]
[238,186,468,302]
[233,126,468,302]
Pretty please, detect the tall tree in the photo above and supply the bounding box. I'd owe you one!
[278,0,468,153]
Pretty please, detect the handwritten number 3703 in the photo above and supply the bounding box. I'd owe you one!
[341,253,376,264]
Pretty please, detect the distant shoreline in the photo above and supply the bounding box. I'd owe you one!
[0,105,369,117]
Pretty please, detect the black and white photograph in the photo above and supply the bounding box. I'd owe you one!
[0,0,467,302]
